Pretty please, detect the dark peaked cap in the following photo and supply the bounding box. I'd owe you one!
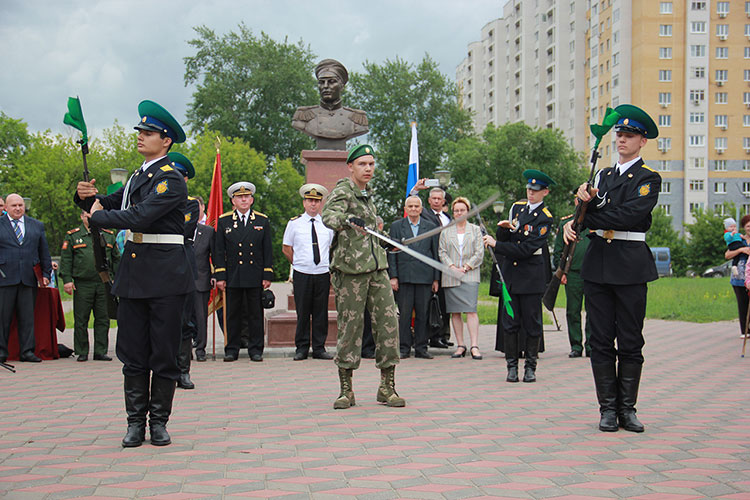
[315,59,348,85]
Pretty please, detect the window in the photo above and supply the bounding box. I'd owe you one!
[658,137,672,151]
[659,115,672,127]
[660,2,672,14]
[745,116,750,127]
[692,67,705,78]
[614,31,620,43]
[715,115,728,127]
[661,182,671,194]
[715,204,728,216]
[660,205,672,216]
[659,47,672,59]
[716,92,728,104]
[716,24,729,37]
[659,92,672,106]
[716,137,728,150]
[745,47,750,59]
[744,183,750,195]
[689,180,705,191]
[745,70,750,82]
[716,47,728,59]
[715,159,727,171]
[613,75,619,88]
[714,182,727,194]
[717,2,729,16]
[692,1,706,10]
[744,137,750,150]
[746,1,750,16]
[716,70,728,83]
[745,93,750,105]
[689,135,705,146]
[690,112,705,123]
[690,90,705,102]
[692,157,705,168]
[659,70,672,82]
[744,160,750,171]
[659,25,673,37]
[746,24,750,37]
[691,21,706,33]
[612,52,619,66]
[690,202,705,213]
[658,160,670,171]
[690,45,706,57]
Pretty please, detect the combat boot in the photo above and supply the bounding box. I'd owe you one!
[523,336,540,383]
[617,363,645,432]
[504,332,519,382]
[333,367,354,409]
[176,338,195,390]
[122,374,149,447]
[592,362,619,432]
[377,366,406,407]
[148,376,176,446]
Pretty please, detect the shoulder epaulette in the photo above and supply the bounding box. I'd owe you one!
[345,107,369,126]
[543,208,553,218]
[66,227,80,235]
[219,211,233,218]
[293,106,316,122]
[560,213,574,221]
[188,195,196,200]
[101,228,114,234]
[253,210,268,218]
[601,166,613,171]
[160,165,173,172]
[641,164,656,173]
[289,215,301,221]
[513,201,527,205]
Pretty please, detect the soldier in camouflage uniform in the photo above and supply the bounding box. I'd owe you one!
[59,210,120,361]
[321,144,405,409]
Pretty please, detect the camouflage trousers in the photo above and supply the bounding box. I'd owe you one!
[331,269,400,370]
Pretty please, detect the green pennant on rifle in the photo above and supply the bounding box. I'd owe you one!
[499,281,514,319]
[63,96,88,146]
[589,106,620,150]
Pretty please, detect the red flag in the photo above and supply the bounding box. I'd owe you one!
[206,150,224,229]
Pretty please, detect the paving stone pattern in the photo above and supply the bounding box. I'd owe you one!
[1,307,749,499]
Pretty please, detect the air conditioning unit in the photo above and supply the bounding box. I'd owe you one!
[745,102,750,108]
[659,146,669,154]
[719,12,727,18]
[660,102,668,108]
[720,124,728,130]
[719,34,728,41]
[716,147,726,154]
[693,99,701,105]
[717,80,725,86]
[745,147,750,154]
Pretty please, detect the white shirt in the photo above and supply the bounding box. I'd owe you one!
[282,213,334,274]
[432,209,450,227]
[7,214,24,239]
[527,200,543,213]
[236,209,251,226]
[616,156,642,176]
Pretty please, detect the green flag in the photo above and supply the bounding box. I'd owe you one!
[63,96,88,145]
[589,106,620,149]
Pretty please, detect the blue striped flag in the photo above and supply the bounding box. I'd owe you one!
[406,122,419,198]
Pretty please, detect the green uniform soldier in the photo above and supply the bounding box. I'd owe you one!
[552,200,592,358]
[321,144,405,409]
[59,211,120,361]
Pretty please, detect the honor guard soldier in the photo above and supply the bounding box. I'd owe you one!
[564,104,660,433]
[484,169,555,384]
[214,182,273,362]
[321,144,405,410]
[168,153,199,389]
[282,183,335,361]
[75,100,194,447]
[59,210,120,362]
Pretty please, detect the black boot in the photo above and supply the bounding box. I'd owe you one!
[176,338,195,390]
[122,374,149,448]
[149,376,176,446]
[504,332,519,382]
[618,363,644,432]
[523,336,539,383]
[592,362,619,432]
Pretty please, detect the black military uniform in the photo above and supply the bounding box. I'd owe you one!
[578,104,660,433]
[213,183,273,362]
[75,100,193,448]
[492,170,554,384]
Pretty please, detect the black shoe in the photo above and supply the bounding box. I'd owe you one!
[400,351,410,359]
[94,354,112,361]
[506,366,519,383]
[195,352,206,362]
[122,374,149,448]
[361,352,375,359]
[312,351,333,360]
[618,363,645,433]
[223,355,237,362]
[250,354,263,362]
[445,341,454,347]
[148,376,175,446]
[451,345,467,358]
[599,410,619,432]
[293,352,308,361]
[592,363,619,432]
[20,352,41,362]
[470,346,483,360]
[429,339,449,349]
[177,373,195,390]
[568,350,583,358]
[77,354,88,362]
[414,350,433,359]
[523,366,536,383]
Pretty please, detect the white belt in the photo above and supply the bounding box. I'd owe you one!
[595,229,646,242]
[126,231,184,245]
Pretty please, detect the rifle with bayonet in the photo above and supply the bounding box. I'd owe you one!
[475,212,514,319]
[64,97,119,319]
[542,107,622,312]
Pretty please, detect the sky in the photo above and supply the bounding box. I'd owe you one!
[0,0,501,137]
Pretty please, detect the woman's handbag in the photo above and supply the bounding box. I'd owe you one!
[428,292,443,332]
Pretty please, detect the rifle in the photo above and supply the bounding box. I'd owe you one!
[542,107,621,312]
[476,213,514,319]
[64,97,119,319]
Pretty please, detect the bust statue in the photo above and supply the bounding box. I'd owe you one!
[292,59,369,150]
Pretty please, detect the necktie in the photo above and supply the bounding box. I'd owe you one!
[12,219,23,244]
[311,218,320,265]
[240,214,246,226]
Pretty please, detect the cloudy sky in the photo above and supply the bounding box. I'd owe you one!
[0,0,501,136]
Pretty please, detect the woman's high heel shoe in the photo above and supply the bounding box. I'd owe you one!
[470,346,483,360]
[451,345,467,358]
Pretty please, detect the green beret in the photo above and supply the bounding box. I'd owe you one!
[134,100,186,144]
[347,144,375,164]
[523,169,556,190]
[613,104,659,139]
[167,152,195,179]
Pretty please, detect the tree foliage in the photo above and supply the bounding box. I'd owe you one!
[0,111,31,169]
[348,56,473,224]
[684,208,726,271]
[184,24,317,167]
[646,207,679,248]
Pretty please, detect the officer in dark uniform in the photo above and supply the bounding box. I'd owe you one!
[564,104,660,433]
[75,100,194,448]
[214,182,273,362]
[59,210,120,362]
[168,152,199,390]
[484,169,555,384]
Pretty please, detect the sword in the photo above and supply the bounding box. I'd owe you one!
[400,191,501,245]
[357,225,466,281]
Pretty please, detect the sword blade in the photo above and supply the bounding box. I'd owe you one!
[362,227,465,281]
[401,191,501,245]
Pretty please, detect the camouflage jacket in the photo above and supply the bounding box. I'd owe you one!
[321,177,388,275]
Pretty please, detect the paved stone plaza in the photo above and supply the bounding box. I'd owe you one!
[1,292,749,499]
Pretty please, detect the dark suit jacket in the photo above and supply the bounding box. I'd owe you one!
[0,215,52,287]
[387,216,439,284]
[193,223,215,292]
[420,207,451,228]
[214,209,273,287]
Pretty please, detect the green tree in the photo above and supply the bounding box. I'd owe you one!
[184,24,317,166]
[684,208,726,272]
[646,207,679,248]
[347,56,473,224]
[0,112,30,166]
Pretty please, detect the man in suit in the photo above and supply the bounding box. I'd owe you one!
[214,181,273,363]
[192,197,215,362]
[75,100,194,448]
[564,104,661,433]
[388,196,439,359]
[483,170,555,384]
[0,193,52,363]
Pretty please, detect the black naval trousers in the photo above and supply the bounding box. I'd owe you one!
[226,287,263,358]
[501,292,544,339]
[293,270,330,355]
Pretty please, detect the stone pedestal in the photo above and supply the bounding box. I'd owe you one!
[301,149,349,191]
[265,292,338,347]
